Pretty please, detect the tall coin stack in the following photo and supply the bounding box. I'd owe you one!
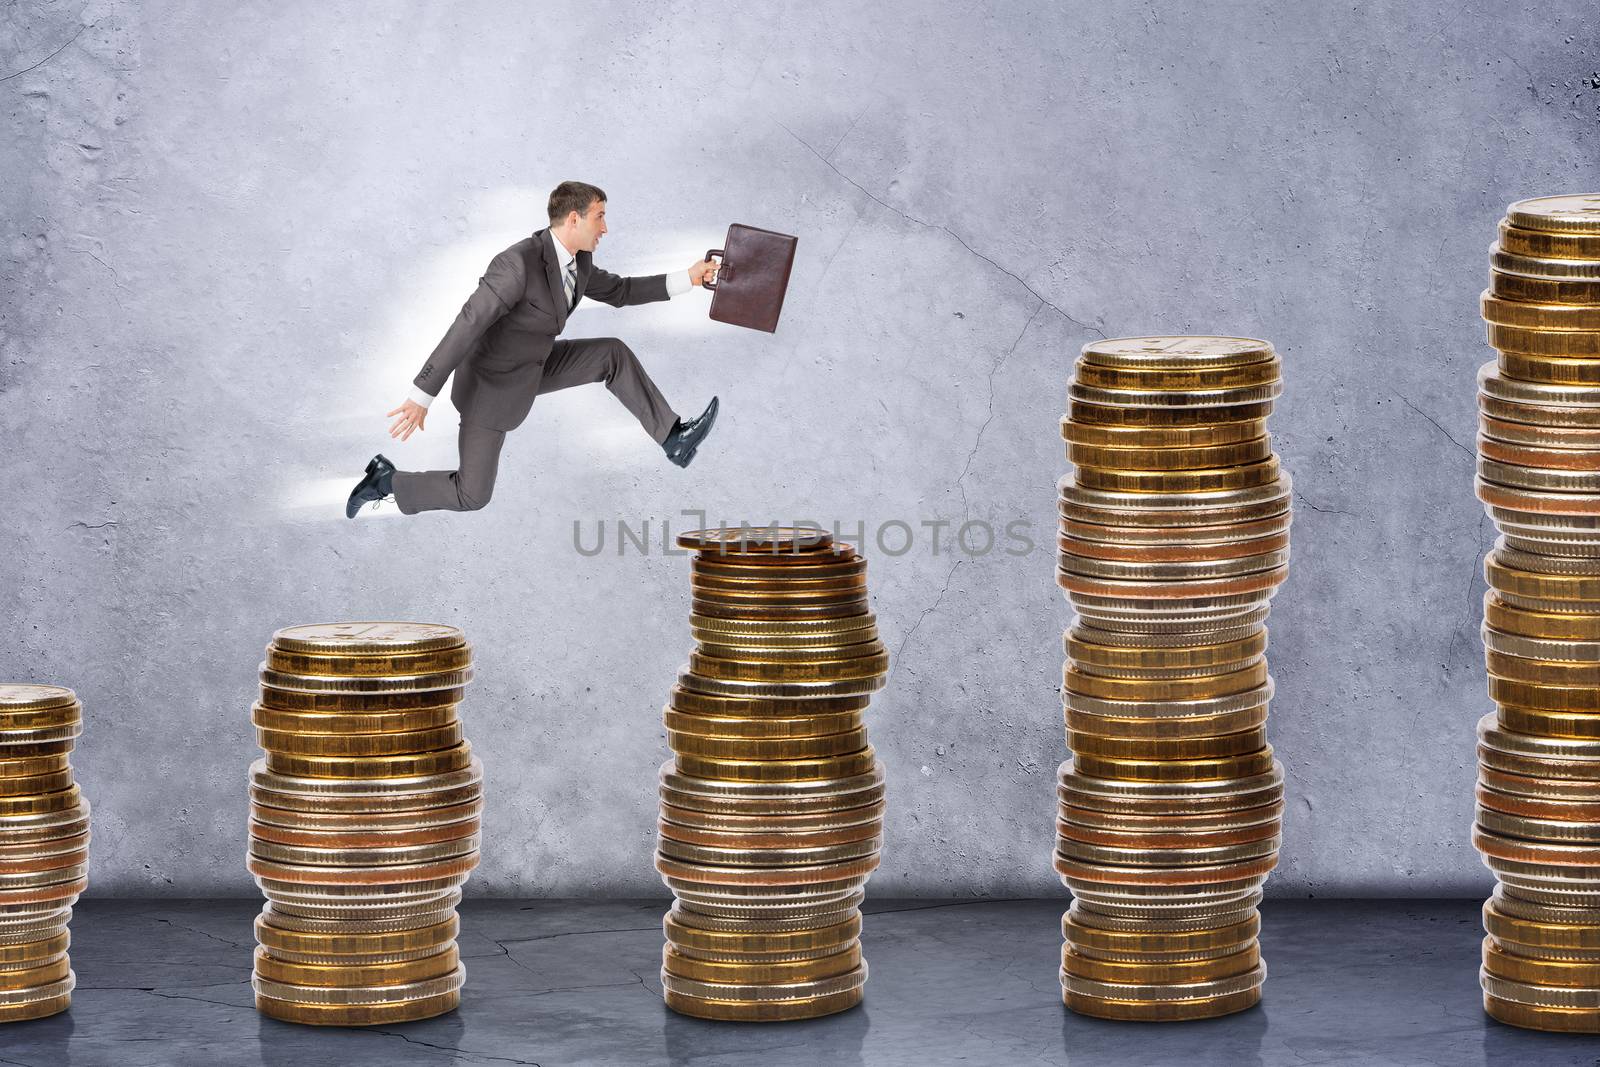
[655,527,888,1022]
[1474,194,1600,1034]
[0,685,87,1023]
[1054,336,1291,1021]
[247,623,482,1026]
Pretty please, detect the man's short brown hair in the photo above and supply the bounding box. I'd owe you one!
[548,181,606,224]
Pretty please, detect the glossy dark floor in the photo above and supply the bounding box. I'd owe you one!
[2,898,1595,1066]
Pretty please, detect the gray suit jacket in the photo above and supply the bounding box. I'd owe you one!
[413,228,670,431]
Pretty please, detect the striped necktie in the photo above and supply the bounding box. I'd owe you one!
[563,261,577,309]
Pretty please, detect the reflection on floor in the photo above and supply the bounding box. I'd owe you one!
[3,898,1595,1066]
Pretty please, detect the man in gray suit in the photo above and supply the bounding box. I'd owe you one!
[346,181,720,517]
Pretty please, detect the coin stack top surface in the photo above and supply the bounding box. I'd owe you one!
[1055,336,1291,1021]
[247,622,482,1027]
[1475,194,1600,1034]
[0,684,87,1024]
[655,526,888,1022]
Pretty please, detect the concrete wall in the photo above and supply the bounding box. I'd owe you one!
[3,0,1595,896]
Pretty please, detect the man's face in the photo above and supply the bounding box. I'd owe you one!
[570,199,607,252]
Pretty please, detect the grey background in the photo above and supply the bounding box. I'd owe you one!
[1,0,1594,897]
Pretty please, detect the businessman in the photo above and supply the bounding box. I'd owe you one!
[346,181,720,517]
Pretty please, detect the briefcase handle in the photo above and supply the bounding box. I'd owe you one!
[702,249,725,290]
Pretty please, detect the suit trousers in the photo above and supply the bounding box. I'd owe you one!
[391,337,679,514]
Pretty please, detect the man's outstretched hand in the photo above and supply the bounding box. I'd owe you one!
[688,258,720,288]
[387,399,428,441]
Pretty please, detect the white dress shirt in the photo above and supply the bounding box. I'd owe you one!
[407,233,694,410]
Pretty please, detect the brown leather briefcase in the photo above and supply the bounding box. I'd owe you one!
[703,224,798,333]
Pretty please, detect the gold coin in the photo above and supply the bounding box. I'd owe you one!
[0,752,70,778]
[269,622,466,656]
[265,645,473,678]
[664,913,860,956]
[686,650,889,683]
[0,991,72,1024]
[1063,986,1260,1021]
[677,672,884,700]
[655,853,880,888]
[1068,728,1267,761]
[1477,806,1600,844]
[669,686,872,718]
[1482,993,1600,1032]
[255,989,460,1026]
[259,663,474,695]
[1073,458,1280,495]
[1067,437,1273,472]
[1483,292,1600,331]
[1062,416,1269,450]
[1485,900,1600,953]
[248,832,480,869]
[0,686,76,713]
[251,702,460,735]
[250,965,465,1005]
[1067,630,1267,671]
[0,956,70,991]
[1492,243,1600,280]
[255,723,464,757]
[662,942,860,984]
[1496,352,1600,388]
[252,947,460,991]
[1508,195,1600,235]
[1064,911,1258,953]
[1497,705,1600,740]
[0,769,74,798]
[676,526,835,553]
[256,686,465,714]
[1478,436,1600,473]
[0,930,69,968]
[1064,662,1269,702]
[1066,705,1268,741]
[1072,360,1280,393]
[658,963,867,1002]
[254,914,458,957]
[0,703,81,732]
[1480,968,1600,1008]
[1486,651,1600,686]
[660,800,884,836]
[663,984,863,1022]
[1491,270,1600,305]
[656,833,881,868]
[673,747,876,784]
[1498,221,1600,261]
[1078,335,1276,370]
[249,813,480,848]
[1490,322,1600,356]
[1062,942,1259,984]
[1069,399,1275,427]
[662,709,864,740]
[1478,782,1600,819]
[265,742,474,780]
[247,853,478,887]
[1475,825,1600,866]
[668,729,870,761]
[1058,962,1266,1002]
[1480,415,1600,449]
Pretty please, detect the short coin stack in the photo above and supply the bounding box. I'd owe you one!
[1054,336,1291,1021]
[1474,193,1600,1034]
[247,623,482,1026]
[0,685,87,1023]
[655,527,888,1021]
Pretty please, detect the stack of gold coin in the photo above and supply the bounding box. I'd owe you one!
[655,527,887,1022]
[0,685,87,1024]
[1474,193,1600,1033]
[1054,336,1291,1021]
[247,623,482,1026]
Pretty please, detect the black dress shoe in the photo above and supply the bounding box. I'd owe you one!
[663,397,719,469]
[345,454,397,518]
